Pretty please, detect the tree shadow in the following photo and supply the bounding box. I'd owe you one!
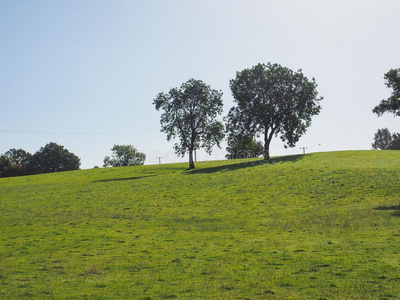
[374,205,400,217]
[93,175,157,183]
[184,154,304,175]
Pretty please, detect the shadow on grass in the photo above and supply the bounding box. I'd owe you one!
[374,205,400,217]
[184,154,304,175]
[93,175,157,183]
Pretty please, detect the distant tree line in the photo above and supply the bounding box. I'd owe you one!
[2,63,398,176]
[0,142,80,178]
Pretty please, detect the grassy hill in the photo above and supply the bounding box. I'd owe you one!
[1,150,400,299]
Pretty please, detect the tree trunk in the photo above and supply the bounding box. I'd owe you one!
[188,149,195,169]
[264,134,271,160]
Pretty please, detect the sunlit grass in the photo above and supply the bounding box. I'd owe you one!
[1,150,400,298]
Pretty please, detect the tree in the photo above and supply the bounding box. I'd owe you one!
[372,128,400,150]
[227,63,322,160]
[4,148,32,165]
[372,128,393,150]
[0,155,12,177]
[103,144,146,167]
[226,134,264,159]
[153,78,224,169]
[373,68,400,117]
[392,133,400,150]
[0,148,32,177]
[28,142,81,173]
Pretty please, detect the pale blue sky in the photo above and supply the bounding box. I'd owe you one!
[1,0,399,168]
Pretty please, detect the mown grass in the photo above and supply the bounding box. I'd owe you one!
[0,150,400,299]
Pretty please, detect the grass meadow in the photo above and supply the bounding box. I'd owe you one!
[1,150,400,299]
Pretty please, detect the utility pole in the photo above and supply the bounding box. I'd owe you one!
[194,149,197,162]
[300,147,307,155]
[156,157,163,164]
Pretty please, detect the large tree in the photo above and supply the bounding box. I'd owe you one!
[28,142,81,173]
[227,63,322,159]
[103,144,146,167]
[373,68,400,117]
[154,78,224,169]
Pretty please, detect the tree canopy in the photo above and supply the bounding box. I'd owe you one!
[0,144,80,177]
[4,148,32,165]
[227,63,322,159]
[372,128,400,150]
[225,134,264,159]
[28,142,81,173]
[0,155,12,177]
[373,68,400,117]
[154,78,224,169]
[103,144,146,167]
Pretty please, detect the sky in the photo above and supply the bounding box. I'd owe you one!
[1,0,399,169]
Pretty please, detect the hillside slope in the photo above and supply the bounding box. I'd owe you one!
[1,151,400,298]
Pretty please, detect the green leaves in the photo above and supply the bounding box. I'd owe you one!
[29,142,81,173]
[372,128,400,150]
[153,79,224,169]
[4,148,32,165]
[103,145,146,167]
[0,144,80,177]
[225,134,264,159]
[0,155,12,177]
[227,63,322,159]
[373,68,400,117]
[155,68,321,166]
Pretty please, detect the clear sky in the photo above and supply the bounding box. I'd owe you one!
[1,0,399,169]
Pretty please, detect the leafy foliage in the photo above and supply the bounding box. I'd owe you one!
[372,128,400,150]
[4,148,32,165]
[373,68,400,117]
[227,63,322,159]
[0,155,12,177]
[392,133,400,150]
[154,78,224,169]
[0,145,79,177]
[28,142,81,173]
[226,134,264,159]
[0,149,32,177]
[103,144,146,167]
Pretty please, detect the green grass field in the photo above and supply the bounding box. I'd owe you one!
[1,150,400,299]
